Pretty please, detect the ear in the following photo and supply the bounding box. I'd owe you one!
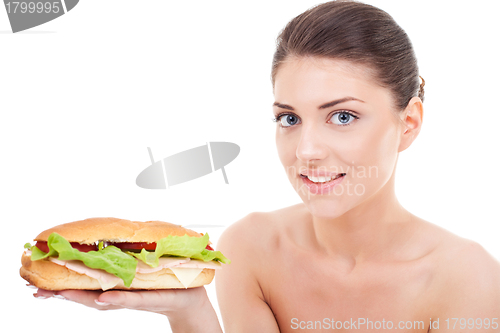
[398,96,423,152]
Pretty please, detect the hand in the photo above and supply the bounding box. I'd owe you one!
[35,287,206,315]
[34,287,222,332]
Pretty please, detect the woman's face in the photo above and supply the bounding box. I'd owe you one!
[273,57,406,219]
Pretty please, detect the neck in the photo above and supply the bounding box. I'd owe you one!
[311,172,414,263]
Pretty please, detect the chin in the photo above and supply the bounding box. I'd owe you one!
[293,180,377,220]
[297,191,352,220]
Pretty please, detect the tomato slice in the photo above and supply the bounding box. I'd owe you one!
[111,242,156,251]
[34,241,97,253]
[34,241,49,253]
[71,243,98,252]
[111,242,214,251]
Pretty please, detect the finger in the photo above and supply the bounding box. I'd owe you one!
[99,289,176,312]
[34,288,56,299]
[55,289,122,310]
[98,288,209,314]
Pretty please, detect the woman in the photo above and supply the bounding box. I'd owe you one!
[36,1,500,332]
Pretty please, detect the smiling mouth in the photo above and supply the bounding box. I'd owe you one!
[300,173,346,184]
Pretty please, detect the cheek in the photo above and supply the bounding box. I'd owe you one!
[276,130,298,170]
[340,122,399,185]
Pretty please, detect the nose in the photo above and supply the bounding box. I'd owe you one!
[295,124,329,163]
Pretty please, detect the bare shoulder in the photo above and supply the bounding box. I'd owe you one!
[215,205,305,333]
[428,223,500,284]
[418,219,500,314]
[217,203,308,255]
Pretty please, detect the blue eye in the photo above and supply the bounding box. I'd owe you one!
[276,114,301,127]
[330,111,358,126]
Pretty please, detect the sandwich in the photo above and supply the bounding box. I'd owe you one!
[20,217,230,290]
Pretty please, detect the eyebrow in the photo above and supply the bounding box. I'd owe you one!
[272,96,365,111]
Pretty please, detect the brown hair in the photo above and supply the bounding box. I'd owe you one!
[271,0,424,110]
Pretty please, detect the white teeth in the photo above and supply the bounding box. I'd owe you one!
[307,175,334,183]
[305,173,345,183]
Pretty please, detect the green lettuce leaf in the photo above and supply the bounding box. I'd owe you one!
[191,249,230,263]
[30,233,137,287]
[129,233,231,267]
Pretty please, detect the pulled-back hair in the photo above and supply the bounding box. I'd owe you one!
[271,0,424,110]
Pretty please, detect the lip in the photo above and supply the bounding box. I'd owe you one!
[300,173,346,195]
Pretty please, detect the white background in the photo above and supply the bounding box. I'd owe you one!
[2,1,499,332]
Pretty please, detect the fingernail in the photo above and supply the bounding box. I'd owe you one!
[95,299,110,306]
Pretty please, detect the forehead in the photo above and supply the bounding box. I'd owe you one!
[273,57,392,109]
